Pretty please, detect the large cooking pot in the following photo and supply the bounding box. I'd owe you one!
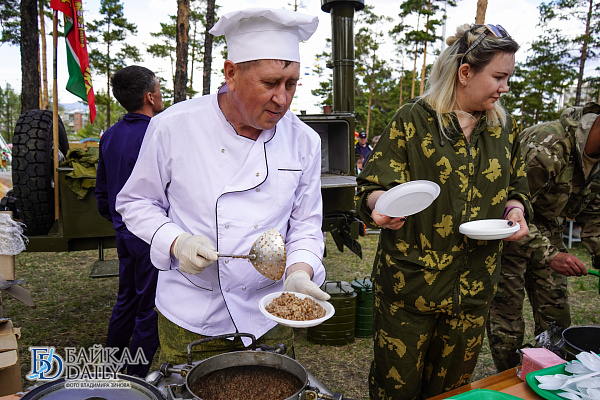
[21,374,165,399]
[177,333,311,400]
[560,325,600,361]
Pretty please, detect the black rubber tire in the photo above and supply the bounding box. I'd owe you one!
[11,109,69,236]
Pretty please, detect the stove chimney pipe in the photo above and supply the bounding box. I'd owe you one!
[321,0,365,114]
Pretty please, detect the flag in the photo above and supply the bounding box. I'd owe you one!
[50,0,96,123]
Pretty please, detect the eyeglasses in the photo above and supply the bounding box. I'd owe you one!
[459,24,510,65]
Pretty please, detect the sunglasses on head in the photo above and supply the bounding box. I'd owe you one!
[459,24,510,65]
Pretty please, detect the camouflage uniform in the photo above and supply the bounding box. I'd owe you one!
[157,311,295,365]
[355,99,531,400]
[487,102,600,372]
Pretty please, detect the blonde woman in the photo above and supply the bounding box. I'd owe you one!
[356,24,531,399]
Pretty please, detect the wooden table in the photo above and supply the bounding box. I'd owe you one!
[427,368,544,399]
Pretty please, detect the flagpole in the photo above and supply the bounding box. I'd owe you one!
[52,11,60,222]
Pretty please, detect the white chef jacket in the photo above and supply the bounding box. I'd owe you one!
[115,90,326,345]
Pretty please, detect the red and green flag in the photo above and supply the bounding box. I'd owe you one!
[50,0,96,123]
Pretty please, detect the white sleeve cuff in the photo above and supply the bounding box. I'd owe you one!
[150,222,186,270]
[286,249,326,286]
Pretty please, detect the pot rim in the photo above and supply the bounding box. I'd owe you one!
[184,350,309,400]
[21,374,165,400]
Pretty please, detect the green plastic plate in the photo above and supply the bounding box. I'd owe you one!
[447,389,523,399]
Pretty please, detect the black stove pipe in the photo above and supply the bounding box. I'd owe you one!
[321,0,365,114]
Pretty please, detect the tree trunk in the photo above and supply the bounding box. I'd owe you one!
[366,51,376,138]
[174,0,190,104]
[202,0,215,95]
[410,14,421,99]
[39,0,49,110]
[399,73,404,107]
[106,38,111,131]
[419,0,431,96]
[20,0,41,113]
[475,0,487,24]
[574,0,593,106]
[189,16,197,99]
[411,45,418,99]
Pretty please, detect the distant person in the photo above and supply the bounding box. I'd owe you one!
[487,103,599,372]
[355,131,372,161]
[356,153,365,173]
[366,135,381,163]
[356,23,530,399]
[115,8,329,365]
[371,135,381,147]
[95,65,164,377]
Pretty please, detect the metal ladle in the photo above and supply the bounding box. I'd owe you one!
[217,228,286,281]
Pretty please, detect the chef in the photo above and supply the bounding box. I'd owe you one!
[116,7,329,365]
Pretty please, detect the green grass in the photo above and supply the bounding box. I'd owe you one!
[3,235,599,399]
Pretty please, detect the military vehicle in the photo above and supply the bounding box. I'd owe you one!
[4,0,366,265]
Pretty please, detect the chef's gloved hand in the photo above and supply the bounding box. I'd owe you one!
[172,232,218,274]
[283,270,330,301]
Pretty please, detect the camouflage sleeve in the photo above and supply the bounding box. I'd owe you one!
[576,193,600,269]
[520,121,570,203]
[516,222,560,266]
[507,118,533,221]
[517,121,571,265]
[355,106,411,228]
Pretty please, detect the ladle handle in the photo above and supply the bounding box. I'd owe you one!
[586,270,600,294]
[217,253,257,260]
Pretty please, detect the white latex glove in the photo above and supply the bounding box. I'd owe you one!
[172,232,218,274]
[283,270,331,301]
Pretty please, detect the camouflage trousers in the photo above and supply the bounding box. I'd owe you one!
[487,240,571,372]
[369,294,489,400]
[157,311,295,365]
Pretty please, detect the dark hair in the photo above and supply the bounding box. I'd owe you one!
[110,66,157,112]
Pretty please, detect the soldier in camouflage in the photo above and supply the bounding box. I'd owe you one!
[356,24,531,400]
[487,102,599,372]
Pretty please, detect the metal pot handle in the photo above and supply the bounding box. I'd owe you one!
[186,333,257,365]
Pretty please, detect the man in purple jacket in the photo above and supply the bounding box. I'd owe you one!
[95,65,164,377]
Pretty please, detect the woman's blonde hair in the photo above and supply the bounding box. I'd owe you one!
[421,24,519,134]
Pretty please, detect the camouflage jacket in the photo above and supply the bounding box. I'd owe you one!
[519,102,600,268]
[355,99,531,315]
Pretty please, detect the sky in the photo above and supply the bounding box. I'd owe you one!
[0,0,593,114]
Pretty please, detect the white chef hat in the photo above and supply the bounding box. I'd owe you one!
[209,8,319,63]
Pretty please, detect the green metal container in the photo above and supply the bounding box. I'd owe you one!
[351,277,373,338]
[308,281,356,346]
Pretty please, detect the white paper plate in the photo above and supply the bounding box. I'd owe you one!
[259,291,335,328]
[374,180,441,217]
[459,219,520,240]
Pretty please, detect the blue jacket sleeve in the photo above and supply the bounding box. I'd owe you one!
[95,146,112,222]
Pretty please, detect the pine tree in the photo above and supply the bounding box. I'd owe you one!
[503,30,576,128]
[354,5,393,137]
[0,0,20,45]
[20,0,40,113]
[147,0,223,101]
[87,0,140,130]
[392,0,455,98]
[174,0,189,104]
[202,0,216,95]
[539,0,600,105]
[0,84,21,142]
